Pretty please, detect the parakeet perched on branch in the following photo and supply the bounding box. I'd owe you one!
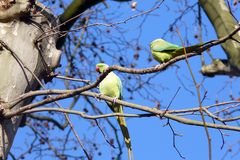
[150,38,202,63]
[96,63,133,160]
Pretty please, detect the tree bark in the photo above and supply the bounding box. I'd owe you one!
[0,0,131,158]
[199,0,240,76]
[0,2,61,159]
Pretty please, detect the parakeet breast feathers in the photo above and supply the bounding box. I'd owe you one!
[99,72,121,99]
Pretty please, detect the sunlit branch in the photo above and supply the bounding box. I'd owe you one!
[4,91,240,132]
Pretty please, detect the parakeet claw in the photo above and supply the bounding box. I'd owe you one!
[113,97,118,105]
[95,93,103,101]
[154,64,160,69]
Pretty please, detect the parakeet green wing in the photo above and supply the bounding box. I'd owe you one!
[150,39,181,52]
[150,38,204,63]
[150,39,181,62]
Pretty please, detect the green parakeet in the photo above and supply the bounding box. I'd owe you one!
[96,63,133,160]
[150,38,203,63]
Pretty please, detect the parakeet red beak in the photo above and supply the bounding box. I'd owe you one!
[96,66,100,73]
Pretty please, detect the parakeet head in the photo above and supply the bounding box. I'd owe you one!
[96,63,109,73]
[150,39,166,51]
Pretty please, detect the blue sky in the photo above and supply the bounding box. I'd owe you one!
[11,1,240,160]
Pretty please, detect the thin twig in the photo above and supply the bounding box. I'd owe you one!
[176,29,212,160]
[167,120,185,159]
[55,75,91,84]
[94,120,116,149]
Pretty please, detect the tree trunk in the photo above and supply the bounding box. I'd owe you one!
[0,2,61,159]
[200,0,240,76]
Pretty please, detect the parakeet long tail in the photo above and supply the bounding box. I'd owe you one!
[108,102,134,160]
[176,43,204,55]
[117,105,133,160]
